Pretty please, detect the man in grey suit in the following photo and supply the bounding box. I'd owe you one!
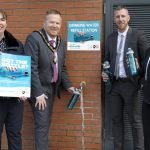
[102,6,149,150]
[24,9,75,150]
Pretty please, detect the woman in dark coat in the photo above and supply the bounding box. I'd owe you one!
[0,9,26,150]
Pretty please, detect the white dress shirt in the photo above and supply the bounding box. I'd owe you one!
[117,26,129,78]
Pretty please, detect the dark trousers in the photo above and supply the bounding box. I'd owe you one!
[110,79,144,150]
[142,102,150,150]
[0,98,24,150]
[29,86,55,150]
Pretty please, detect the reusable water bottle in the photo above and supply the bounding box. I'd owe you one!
[67,81,86,110]
[126,48,137,76]
[103,61,111,85]
[67,89,81,110]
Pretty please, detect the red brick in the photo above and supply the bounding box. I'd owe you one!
[1,1,103,150]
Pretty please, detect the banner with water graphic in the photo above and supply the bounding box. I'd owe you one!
[67,20,100,50]
[0,53,31,97]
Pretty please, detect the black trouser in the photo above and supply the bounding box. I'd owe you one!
[110,78,144,150]
[0,98,24,150]
[142,102,150,150]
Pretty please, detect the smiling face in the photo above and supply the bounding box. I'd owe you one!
[0,12,7,38]
[43,13,62,38]
[114,8,130,32]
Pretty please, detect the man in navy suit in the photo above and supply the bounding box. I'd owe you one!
[102,6,149,150]
[24,9,75,150]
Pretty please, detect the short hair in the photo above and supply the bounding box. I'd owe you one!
[114,5,128,12]
[0,9,7,20]
[45,9,61,16]
[114,5,129,15]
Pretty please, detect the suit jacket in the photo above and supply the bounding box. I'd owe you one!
[105,27,149,87]
[24,28,72,98]
[143,47,150,104]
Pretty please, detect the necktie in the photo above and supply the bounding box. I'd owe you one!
[115,34,124,79]
[49,40,55,47]
[49,40,58,82]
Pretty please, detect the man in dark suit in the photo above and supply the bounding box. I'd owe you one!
[102,6,149,150]
[24,9,75,150]
[143,47,150,150]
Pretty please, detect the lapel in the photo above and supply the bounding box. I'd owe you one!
[40,29,54,67]
[57,43,62,72]
[37,29,62,69]
[113,32,118,59]
[123,27,132,75]
[124,27,132,56]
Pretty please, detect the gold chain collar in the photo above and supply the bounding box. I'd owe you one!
[34,30,61,52]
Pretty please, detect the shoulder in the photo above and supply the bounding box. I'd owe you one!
[106,31,117,42]
[5,30,23,47]
[128,27,145,36]
[108,31,117,39]
[25,30,46,45]
[60,37,66,45]
[26,31,41,40]
[145,47,150,56]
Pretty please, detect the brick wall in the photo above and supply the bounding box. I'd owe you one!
[1,0,103,149]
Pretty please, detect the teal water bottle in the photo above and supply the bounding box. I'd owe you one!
[103,61,112,85]
[126,48,137,76]
[67,81,86,110]
[67,89,81,110]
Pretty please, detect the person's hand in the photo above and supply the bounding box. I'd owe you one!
[35,94,48,110]
[18,96,28,101]
[67,87,75,94]
[102,71,109,82]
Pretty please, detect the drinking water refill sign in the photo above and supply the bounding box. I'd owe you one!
[67,20,100,50]
[0,52,31,97]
